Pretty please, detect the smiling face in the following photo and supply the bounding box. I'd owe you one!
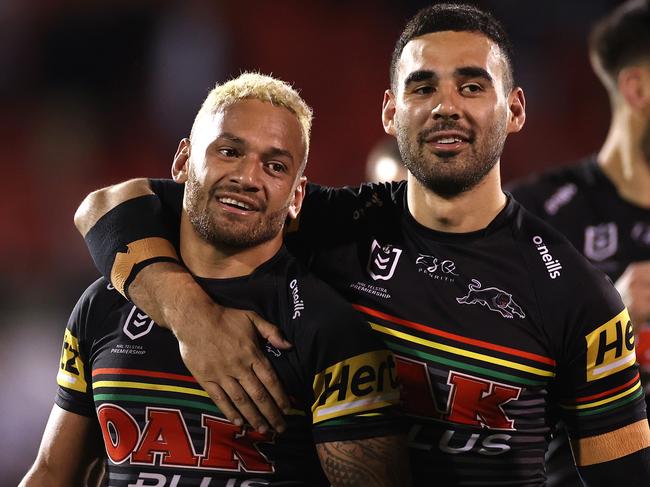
[175,98,306,250]
[383,30,525,198]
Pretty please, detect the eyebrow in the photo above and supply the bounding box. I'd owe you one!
[403,70,437,89]
[266,147,294,162]
[217,133,295,162]
[455,66,494,84]
[403,66,494,90]
[217,132,245,144]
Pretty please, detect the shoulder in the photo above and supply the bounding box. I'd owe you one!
[511,203,623,316]
[286,259,384,347]
[70,277,129,329]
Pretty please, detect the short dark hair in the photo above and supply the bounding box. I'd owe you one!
[589,0,650,80]
[390,3,514,92]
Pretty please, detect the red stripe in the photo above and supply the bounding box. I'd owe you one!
[92,368,197,383]
[353,304,556,366]
[575,372,640,403]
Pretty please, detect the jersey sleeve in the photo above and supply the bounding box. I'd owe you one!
[525,230,647,438]
[55,279,113,417]
[286,181,403,262]
[289,274,403,443]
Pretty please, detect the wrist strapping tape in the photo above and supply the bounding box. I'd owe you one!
[84,194,179,299]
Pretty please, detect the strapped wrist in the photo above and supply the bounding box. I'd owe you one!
[84,194,179,298]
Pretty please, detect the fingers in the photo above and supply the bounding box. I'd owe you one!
[219,377,273,434]
[254,316,293,349]
[202,381,243,427]
[237,369,287,434]
[202,369,287,434]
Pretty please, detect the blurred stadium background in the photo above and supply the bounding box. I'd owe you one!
[0,0,626,482]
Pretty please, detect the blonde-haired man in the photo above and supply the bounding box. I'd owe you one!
[21,73,409,487]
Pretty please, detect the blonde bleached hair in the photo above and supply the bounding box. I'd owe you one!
[190,72,313,164]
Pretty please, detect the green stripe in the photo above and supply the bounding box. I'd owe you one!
[94,393,221,414]
[315,417,357,428]
[386,340,547,387]
[573,388,644,417]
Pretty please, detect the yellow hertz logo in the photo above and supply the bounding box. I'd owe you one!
[586,309,635,382]
[56,329,88,393]
[312,350,399,423]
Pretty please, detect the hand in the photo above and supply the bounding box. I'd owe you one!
[615,261,650,332]
[175,305,293,434]
[129,262,293,433]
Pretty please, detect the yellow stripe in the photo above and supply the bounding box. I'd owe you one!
[93,380,208,397]
[561,381,641,410]
[369,322,555,378]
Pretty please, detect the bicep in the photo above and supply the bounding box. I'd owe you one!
[316,434,410,487]
[74,178,153,236]
[21,405,103,486]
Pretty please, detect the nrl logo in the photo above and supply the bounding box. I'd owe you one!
[123,306,155,340]
[456,279,525,319]
[367,239,402,281]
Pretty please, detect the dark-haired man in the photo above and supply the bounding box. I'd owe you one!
[21,73,408,487]
[507,1,650,485]
[75,3,650,485]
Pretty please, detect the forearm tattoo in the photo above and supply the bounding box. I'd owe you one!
[316,435,409,486]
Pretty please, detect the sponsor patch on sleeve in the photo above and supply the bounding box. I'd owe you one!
[56,329,88,393]
[311,350,399,424]
[585,309,635,382]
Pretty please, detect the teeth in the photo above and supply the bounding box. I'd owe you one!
[219,197,252,210]
[437,137,461,144]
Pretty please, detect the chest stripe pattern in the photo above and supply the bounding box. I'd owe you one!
[354,305,556,386]
[354,304,556,365]
[92,368,306,417]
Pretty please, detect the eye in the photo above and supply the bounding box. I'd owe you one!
[218,147,240,158]
[460,83,483,95]
[413,85,434,95]
[266,161,287,174]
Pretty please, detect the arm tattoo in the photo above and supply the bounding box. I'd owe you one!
[316,435,410,487]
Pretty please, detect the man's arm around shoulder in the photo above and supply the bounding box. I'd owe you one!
[73,178,293,434]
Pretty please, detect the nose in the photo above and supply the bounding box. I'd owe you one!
[229,155,262,191]
[431,86,460,121]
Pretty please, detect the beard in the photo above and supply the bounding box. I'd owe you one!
[185,174,289,250]
[395,117,507,198]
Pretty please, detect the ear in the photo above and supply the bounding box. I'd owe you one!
[172,138,191,183]
[618,66,650,113]
[506,87,526,134]
[382,90,397,136]
[287,176,307,220]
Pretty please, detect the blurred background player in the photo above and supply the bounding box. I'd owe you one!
[508,1,650,484]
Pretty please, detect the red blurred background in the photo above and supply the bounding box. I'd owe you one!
[0,0,625,482]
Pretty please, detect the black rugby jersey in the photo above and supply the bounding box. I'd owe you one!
[55,247,400,487]
[118,179,646,486]
[508,156,650,283]
[286,181,646,485]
